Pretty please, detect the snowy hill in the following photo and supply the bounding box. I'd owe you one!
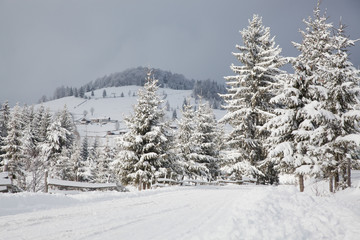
[39,85,226,145]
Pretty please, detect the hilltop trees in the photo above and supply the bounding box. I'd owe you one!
[220,14,286,181]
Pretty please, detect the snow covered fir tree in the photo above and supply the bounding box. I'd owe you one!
[175,98,222,182]
[264,2,360,192]
[220,14,287,183]
[113,70,174,189]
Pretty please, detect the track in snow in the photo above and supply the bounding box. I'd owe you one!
[1,185,360,240]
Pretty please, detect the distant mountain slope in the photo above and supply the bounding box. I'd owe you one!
[39,85,226,142]
[49,67,226,109]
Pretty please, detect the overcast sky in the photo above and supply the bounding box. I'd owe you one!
[1,0,359,105]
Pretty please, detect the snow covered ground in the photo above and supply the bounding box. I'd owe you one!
[1,174,360,240]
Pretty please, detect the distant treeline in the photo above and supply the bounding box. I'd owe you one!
[42,67,226,109]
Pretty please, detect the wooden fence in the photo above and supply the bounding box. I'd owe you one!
[44,171,127,193]
[151,177,257,189]
[0,172,12,192]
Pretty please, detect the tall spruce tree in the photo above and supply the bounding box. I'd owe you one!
[220,14,286,181]
[264,2,360,192]
[114,71,173,188]
[316,22,360,191]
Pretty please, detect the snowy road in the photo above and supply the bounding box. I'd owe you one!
[1,185,360,240]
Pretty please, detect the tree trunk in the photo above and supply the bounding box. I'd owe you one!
[334,171,339,191]
[347,159,351,188]
[329,175,334,193]
[44,170,48,193]
[299,174,304,192]
[138,177,142,191]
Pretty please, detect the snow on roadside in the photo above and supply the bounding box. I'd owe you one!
[0,184,360,240]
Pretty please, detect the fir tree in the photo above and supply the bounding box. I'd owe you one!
[316,22,360,190]
[114,71,173,188]
[264,2,356,192]
[175,99,206,179]
[41,119,70,178]
[190,100,221,180]
[56,105,75,149]
[0,101,10,170]
[77,137,92,182]
[1,104,25,189]
[220,14,286,181]
[94,138,114,183]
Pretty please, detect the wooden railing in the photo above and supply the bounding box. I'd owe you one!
[0,172,12,192]
[44,171,127,193]
[152,177,257,189]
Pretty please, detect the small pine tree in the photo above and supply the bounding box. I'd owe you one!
[77,137,92,182]
[172,109,177,120]
[94,138,114,183]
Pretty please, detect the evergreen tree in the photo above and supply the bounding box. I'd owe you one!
[94,138,114,183]
[56,105,75,149]
[264,2,357,192]
[103,89,107,98]
[0,101,10,170]
[316,22,360,190]
[79,87,85,98]
[41,119,70,178]
[219,14,286,181]
[21,123,44,191]
[39,108,52,143]
[114,71,173,188]
[175,99,206,179]
[77,136,92,182]
[74,88,79,98]
[172,109,177,120]
[190,100,221,180]
[70,142,81,181]
[1,104,25,189]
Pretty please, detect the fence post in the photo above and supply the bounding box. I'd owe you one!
[44,170,48,193]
